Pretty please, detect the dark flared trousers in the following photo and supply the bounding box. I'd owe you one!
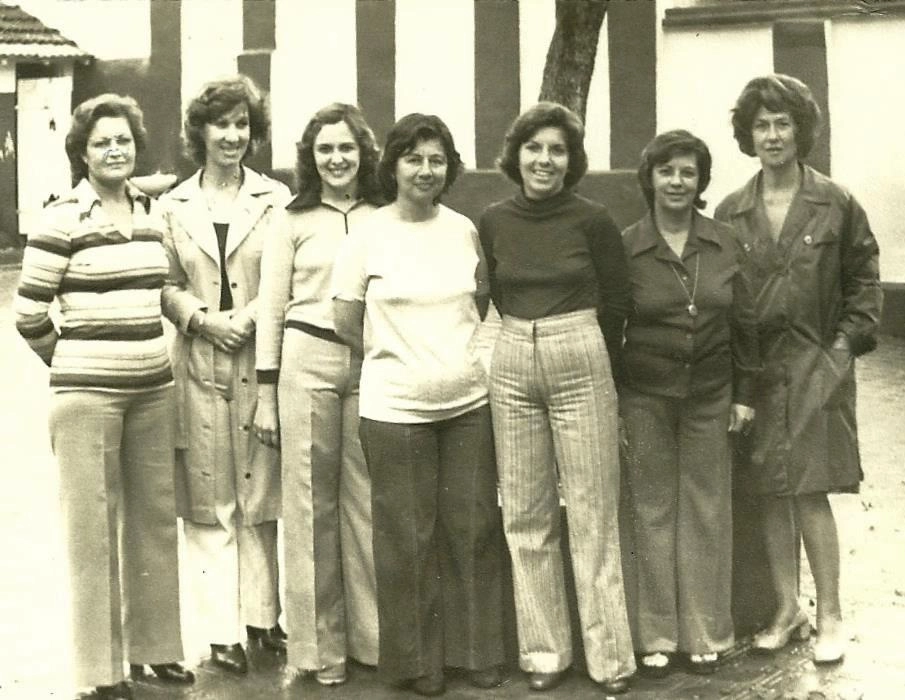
[359,404,505,682]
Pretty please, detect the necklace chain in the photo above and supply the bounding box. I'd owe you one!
[670,254,701,318]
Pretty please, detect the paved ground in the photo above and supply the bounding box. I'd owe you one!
[1,265,903,699]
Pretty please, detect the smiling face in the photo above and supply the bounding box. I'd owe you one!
[202,102,250,169]
[394,138,448,207]
[651,152,700,217]
[751,106,798,171]
[83,115,136,187]
[519,126,569,200]
[314,120,361,199]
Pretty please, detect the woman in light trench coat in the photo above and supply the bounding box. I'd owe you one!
[161,76,291,674]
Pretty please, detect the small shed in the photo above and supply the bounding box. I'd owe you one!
[0,2,90,247]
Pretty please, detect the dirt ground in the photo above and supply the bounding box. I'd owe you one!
[1,265,903,699]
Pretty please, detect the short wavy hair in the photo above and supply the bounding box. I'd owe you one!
[497,101,588,190]
[637,129,712,211]
[731,74,821,158]
[296,103,382,203]
[183,75,270,165]
[65,93,147,185]
[377,113,463,203]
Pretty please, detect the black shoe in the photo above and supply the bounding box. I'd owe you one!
[684,652,719,675]
[528,670,565,691]
[598,676,631,694]
[210,642,249,674]
[91,681,133,699]
[247,623,287,653]
[636,652,673,679]
[469,665,505,688]
[151,663,195,684]
[398,671,445,696]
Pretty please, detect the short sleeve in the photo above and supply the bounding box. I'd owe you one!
[330,227,369,302]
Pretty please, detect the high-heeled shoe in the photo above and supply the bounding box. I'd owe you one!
[528,670,566,691]
[813,629,846,664]
[130,662,195,685]
[210,642,249,674]
[752,610,811,653]
[247,623,287,653]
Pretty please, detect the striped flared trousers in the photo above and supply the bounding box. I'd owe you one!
[489,309,635,682]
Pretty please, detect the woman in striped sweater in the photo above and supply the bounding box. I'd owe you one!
[14,94,192,699]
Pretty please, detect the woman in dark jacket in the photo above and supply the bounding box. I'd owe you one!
[715,74,882,665]
[621,130,758,678]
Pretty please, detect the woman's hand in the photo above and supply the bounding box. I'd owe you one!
[252,386,280,448]
[195,310,247,353]
[728,403,756,433]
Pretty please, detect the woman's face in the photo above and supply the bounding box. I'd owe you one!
[394,137,448,206]
[751,106,798,170]
[314,120,361,197]
[203,102,250,169]
[83,115,136,186]
[651,152,699,216]
[519,126,569,200]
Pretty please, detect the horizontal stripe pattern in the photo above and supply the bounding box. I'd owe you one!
[14,179,173,393]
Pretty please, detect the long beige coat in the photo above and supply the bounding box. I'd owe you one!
[161,167,291,524]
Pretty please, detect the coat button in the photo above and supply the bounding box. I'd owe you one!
[241,424,249,431]
[245,472,252,479]
[803,235,813,245]
[241,377,248,384]
[230,282,238,289]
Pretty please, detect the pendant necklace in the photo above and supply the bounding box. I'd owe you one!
[670,254,700,318]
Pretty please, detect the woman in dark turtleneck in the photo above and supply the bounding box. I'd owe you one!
[478,102,635,695]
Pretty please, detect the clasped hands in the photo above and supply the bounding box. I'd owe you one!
[193,309,254,353]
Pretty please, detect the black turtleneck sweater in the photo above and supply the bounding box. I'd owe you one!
[478,189,630,382]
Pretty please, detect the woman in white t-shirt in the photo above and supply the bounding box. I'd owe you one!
[332,113,505,696]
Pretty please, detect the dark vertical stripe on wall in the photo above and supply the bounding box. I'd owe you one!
[244,0,275,50]
[356,0,396,145]
[773,21,830,175]
[0,91,17,242]
[148,0,183,174]
[240,1,276,172]
[607,0,656,169]
[474,0,520,169]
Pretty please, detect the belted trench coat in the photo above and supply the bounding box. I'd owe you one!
[714,164,882,495]
[161,167,291,524]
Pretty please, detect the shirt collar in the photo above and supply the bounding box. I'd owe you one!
[70,178,152,218]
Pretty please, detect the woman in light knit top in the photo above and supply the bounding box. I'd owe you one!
[333,113,506,696]
[478,102,635,695]
[14,94,192,699]
[161,76,290,675]
[254,103,382,686]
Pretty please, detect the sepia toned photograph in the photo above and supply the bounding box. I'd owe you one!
[1,1,902,698]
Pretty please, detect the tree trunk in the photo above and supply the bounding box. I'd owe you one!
[538,0,609,123]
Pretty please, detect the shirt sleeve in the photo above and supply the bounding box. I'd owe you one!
[730,235,761,405]
[255,207,294,384]
[837,193,882,356]
[330,226,369,303]
[585,209,630,385]
[13,211,71,366]
[477,210,501,314]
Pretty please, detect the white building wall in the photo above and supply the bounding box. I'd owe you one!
[271,0,358,172]
[657,20,773,214]
[395,0,476,167]
[827,16,905,282]
[180,0,243,125]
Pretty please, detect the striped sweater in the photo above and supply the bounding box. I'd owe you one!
[14,179,174,392]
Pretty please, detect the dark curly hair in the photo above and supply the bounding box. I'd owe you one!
[637,129,712,211]
[295,103,382,204]
[730,74,821,158]
[183,75,270,165]
[497,101,588,190]
[65,93,147,185]
[377,113,463,203]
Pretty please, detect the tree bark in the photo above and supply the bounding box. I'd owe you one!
[538,0,609,122]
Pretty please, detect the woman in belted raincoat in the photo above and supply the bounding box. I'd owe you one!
[161,75,290,674]
[715,74,881,666]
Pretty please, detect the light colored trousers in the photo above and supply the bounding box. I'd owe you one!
[278,328,379,670]
[620,383,734,655]
[490,309,636,682]
[49,387,184,688]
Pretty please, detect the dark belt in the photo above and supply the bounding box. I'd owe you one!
[285,319,344,345]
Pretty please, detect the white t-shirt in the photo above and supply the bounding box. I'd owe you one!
[331,204,489,423]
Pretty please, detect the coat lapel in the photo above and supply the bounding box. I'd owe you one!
[166,172,221,265]
[224,167,276,260]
